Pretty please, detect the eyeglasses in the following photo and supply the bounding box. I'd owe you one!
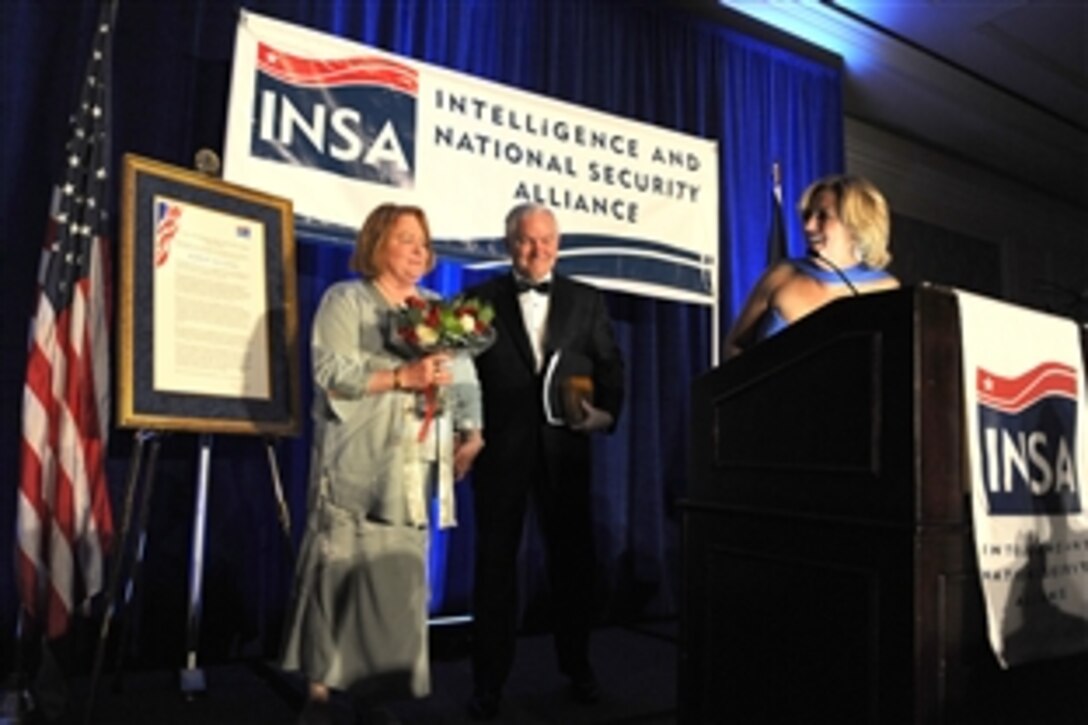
[801,208,837,223]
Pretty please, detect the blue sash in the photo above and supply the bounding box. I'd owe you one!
[792,257,892,285]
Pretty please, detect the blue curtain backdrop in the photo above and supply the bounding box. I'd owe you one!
[720,29,845,339]
[0,0,842,664]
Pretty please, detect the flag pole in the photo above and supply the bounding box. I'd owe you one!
[766,160,788,267]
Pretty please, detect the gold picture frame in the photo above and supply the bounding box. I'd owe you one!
[117,153,300,436]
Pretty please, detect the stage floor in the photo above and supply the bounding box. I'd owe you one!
[61,622,678,724]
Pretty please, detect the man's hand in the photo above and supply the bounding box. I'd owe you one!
[570,400,613,433]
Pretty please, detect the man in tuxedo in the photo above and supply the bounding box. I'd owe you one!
[465,203,624,720]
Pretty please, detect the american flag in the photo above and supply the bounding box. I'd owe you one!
[18,0,117,640]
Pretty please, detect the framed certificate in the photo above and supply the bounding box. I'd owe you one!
[117,153,300,435]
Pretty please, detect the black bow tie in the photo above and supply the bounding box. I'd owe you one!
[515,279,551,295]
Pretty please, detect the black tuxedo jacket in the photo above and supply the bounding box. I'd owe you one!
[466,272,624,489]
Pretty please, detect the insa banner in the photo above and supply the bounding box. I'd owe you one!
[957,290,1088,668]
[224,11,719,305]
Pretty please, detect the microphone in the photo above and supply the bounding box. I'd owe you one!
[807,247,859,296]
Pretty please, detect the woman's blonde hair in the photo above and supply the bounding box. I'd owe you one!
[349,203,435,277]
[799,174,892,268]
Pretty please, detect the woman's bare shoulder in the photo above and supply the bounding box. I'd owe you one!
[865,275,901,291]
[761,259,802,289]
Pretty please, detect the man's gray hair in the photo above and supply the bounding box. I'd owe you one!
[504,203,556,242]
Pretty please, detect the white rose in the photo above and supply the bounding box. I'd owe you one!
[459,313,476,333]
[416,324,439,346]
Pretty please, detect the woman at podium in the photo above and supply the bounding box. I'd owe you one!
[724,174,899,358]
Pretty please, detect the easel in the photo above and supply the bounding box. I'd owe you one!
[84,429,294,723]
[91,151,300,724]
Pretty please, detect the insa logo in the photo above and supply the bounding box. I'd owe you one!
[977,362,1080,515]
[251,43,417,187]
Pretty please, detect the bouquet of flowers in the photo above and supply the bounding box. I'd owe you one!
[388,294,496,440]
[391,294,497,356]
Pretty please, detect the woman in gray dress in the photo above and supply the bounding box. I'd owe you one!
[282,203,485,722]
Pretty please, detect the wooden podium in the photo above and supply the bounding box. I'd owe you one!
[681,285,1088,724]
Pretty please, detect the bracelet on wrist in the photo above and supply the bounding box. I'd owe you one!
[393,367,403,391]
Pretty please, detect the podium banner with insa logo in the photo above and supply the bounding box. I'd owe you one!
[957,289,1088,668]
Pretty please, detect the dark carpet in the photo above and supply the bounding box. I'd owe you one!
[57,621,677,724]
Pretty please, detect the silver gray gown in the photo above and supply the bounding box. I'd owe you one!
[280,279,482,698]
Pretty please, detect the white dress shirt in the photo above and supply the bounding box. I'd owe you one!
[515,274,552,371]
